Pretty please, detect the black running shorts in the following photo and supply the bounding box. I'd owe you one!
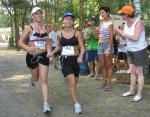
[26,52,49,69]
[59,55,80,77]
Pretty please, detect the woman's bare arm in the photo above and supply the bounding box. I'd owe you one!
[51,32,61,56]
[76,30,85,61]
[18,25,31,50]
[116,20,144,41]
[108,24,114,49]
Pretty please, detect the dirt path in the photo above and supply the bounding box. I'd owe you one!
[0,50,150,117]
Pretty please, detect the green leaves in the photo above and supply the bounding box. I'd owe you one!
[0,11,11,27]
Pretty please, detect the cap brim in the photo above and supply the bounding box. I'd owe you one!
[31,9,42,16]
[63,15,75,19]
[117,10,123,14]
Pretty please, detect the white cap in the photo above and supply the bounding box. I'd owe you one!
[31,7,42,16]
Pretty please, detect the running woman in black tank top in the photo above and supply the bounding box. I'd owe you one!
[51,13,85,114]
[18,7,52,113]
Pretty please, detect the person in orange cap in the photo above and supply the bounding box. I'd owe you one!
[117,5,135,16]
[116,5,148,102]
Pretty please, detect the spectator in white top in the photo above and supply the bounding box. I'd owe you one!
[116,5,148,102]
[115,23,129,73]
[49,24,58,49]
[49,24,60,69]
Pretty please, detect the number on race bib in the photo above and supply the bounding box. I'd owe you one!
[34,41,46,49]
[61,46,74,56]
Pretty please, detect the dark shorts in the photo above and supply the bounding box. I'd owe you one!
[127,48,147,66]
[113,37,118,55]
[59,55,80,77]
[118,52,127,60]
[86,50,98,62]
[113,48,118,55]
[52,47,61,57]
[26,52,49,69]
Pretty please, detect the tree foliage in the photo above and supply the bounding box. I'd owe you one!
[0,10,11,27]
[0,0,31,48]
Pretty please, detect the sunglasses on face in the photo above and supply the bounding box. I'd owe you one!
[121,13,125,16]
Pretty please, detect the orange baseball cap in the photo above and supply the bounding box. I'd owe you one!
[117,5,134,15]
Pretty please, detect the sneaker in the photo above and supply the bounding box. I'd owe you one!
[122,91,134,97]
[43,102,51,113]
[127,69,131,73]
[132,95,143,102]
[88,74,95,78]
[100,83,106,89]
[74,103,82,114]
[104,85,111,91]
[28,78,35,88]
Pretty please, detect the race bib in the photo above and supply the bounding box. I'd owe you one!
[61,46,74,56]
[34,41,46,49]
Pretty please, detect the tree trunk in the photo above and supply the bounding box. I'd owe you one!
[134,0,141,18]
[20,8,27,31]
[9,17,15,48]
[45,0,48,23]
[79,0,84,28]
[14,8,20,50]
[54,0,58,23]
[35,0,38,5]
[67,0,72,6]
[129,0,133,4]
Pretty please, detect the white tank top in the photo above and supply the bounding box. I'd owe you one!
[124,19,147,51]
[116,35,127,53]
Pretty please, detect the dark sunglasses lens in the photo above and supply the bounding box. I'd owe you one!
[121,13,125,16]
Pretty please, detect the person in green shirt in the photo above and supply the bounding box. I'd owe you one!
[83,16,99,78]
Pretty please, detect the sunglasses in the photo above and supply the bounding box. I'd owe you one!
[120,13,125,16]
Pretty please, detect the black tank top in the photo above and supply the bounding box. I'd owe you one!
[60,30,78,46]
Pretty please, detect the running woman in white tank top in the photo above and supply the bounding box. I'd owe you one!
[18,7,52,113]
[116,5,148,102]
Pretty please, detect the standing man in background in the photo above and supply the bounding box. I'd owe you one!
[83,16,99,79]
[49,24,60,69]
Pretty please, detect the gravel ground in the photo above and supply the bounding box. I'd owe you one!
[0,49,150,117]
